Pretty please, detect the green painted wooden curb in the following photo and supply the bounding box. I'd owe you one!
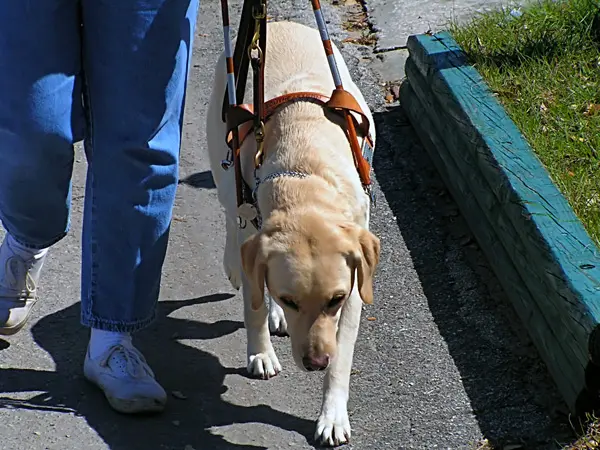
[399,31,600,414]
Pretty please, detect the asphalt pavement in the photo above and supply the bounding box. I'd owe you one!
[0,0,576,449]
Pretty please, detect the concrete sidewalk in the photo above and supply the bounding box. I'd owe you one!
[0,1,570,449]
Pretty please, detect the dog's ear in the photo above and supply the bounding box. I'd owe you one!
[240,232,271,311]
[344,225,380,304]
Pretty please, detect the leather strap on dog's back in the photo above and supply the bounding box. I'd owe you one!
[224,89,374,186]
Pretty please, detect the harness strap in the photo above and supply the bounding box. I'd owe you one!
[221,0,256,122]
[224,90,374,173]
[250,0,268,167]
[225,91,330,148]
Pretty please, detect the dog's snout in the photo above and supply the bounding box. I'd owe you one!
[302,354,330,371]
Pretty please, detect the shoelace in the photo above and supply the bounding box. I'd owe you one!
[0,256,37,299]
[99,343,154,380]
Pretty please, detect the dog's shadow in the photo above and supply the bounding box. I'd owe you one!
[0,293,315,449]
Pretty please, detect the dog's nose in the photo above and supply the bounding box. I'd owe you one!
[302,354,330,371]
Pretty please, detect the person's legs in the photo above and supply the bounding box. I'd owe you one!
[0,1,83,335]
[79,0,199,413]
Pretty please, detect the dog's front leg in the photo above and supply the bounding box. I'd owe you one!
[315,288,362,447]
[224,218,242,290]
[242,274,282,379]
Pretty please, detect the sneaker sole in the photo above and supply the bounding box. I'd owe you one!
[105,395,167,415]
[0,297,36,336]
[84,375,167,415]
[0,314,31,336]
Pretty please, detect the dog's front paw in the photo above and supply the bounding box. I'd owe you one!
[268,298,288,336]
[247,350,282,379]
[315,402,351,447]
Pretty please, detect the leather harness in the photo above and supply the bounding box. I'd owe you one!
[219,0,375,230]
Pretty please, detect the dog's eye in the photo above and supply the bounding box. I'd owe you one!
[279,296,298,310]
[328,294,346,309]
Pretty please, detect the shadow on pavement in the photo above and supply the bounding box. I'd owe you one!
[0,293,314,449]
[371,104,573,448]
[179,170,217,189]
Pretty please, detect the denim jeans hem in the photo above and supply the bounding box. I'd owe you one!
[80,310,156,333]
[5,229,68,251]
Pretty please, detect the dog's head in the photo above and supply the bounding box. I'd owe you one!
[241,210,380,372]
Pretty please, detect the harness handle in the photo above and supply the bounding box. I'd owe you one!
[310,0,372,187]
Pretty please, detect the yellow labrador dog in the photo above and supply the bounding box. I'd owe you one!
[205,20,380,446]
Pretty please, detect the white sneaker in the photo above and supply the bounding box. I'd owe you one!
[83,338,167,414]
[0,236,47,335]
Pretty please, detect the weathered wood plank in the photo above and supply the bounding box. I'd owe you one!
[416,46,600,356]
[406,32,467,80]
[404,56,588,370]
[400,79,581,409]
[403,31,600,413]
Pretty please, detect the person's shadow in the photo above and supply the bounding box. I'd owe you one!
[0,293,315,449]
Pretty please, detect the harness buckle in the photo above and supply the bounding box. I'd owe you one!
[248,29,263,60]
[254,121,266,168]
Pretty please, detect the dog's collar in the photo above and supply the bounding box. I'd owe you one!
[252,170,310,201]
[248,171,310,230]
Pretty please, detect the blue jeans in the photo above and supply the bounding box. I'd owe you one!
[0,0,199,332]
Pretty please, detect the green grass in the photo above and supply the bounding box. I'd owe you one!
[449,0,600,248]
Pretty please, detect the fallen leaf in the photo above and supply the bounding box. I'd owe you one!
[583,103,600,116]
[568,171,575,177]
[367,316,376,321]
[385,94,394,103]
[539,102,547,113]
[475,439,490,450]
[172,391,188,400]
